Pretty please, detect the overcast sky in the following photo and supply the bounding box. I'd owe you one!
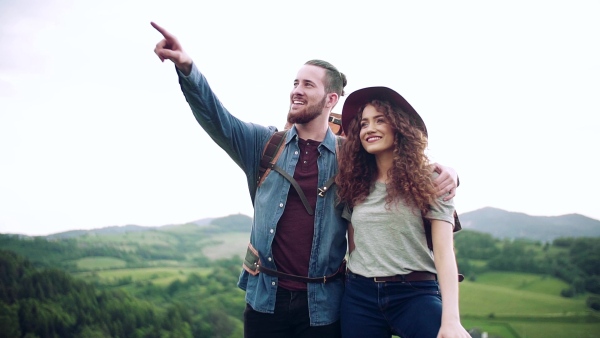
[1,0,599,236]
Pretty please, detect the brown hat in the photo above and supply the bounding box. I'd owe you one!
[341,86,427,136]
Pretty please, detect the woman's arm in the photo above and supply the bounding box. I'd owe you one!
[431,220,471,338]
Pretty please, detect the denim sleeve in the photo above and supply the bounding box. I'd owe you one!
[176,63,276,196]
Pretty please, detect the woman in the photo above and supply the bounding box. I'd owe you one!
[336,87,470,338]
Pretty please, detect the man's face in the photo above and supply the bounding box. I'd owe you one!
[287,65,328,125]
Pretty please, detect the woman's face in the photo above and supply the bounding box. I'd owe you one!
[359,104,395,156]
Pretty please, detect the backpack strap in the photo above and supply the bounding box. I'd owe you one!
[317,135,345,197]
[328,113,344,136]
[270,165,314,216]
[256,130,314,216]
[257,130,287,187]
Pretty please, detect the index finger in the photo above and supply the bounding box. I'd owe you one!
[151,21,174,39]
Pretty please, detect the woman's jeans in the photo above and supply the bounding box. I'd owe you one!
[341,271,442,338]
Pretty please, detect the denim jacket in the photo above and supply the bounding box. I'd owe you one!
[177,64,347,326]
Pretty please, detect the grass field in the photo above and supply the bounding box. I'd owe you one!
[472,271,570,296]
[469,259,488,268]
[460,271,600,337]
[460,279,587,316]
[74,256,127,270]
[202,232,249,260]
[462,318,600,338]
[509,320,600,338]
[77,230,180,247]
[74,266,212,286]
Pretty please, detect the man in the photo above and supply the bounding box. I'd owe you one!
[151,22,458,338]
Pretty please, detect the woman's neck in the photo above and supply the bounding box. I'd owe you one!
[375,152,394,183]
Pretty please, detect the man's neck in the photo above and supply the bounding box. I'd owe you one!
[295,115,330,142]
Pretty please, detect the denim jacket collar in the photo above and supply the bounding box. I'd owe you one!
[285,125,339,155]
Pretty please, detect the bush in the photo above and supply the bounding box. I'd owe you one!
[560,288,575,298]
[586,295,600,311]
[585,275,600,294]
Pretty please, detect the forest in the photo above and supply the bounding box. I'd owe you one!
[0,249,244,338]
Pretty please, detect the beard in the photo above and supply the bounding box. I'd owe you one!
[287,95,327,125]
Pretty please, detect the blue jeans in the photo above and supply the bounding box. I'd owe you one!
[341,271,442,338]
[244,287,341,338]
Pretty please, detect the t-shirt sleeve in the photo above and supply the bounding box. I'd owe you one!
[425,172,456,228]
[426,196,455,229]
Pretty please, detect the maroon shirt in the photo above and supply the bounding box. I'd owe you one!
[272,138,319,291]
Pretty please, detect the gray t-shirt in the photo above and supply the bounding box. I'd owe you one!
[343,181,455,277]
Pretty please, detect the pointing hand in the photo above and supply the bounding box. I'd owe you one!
[151,22,193,75]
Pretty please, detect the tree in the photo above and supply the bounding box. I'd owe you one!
[0,302,21,338]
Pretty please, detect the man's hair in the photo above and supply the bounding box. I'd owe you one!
[304,59,347,97]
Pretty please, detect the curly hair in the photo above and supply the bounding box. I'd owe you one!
[336,100,436,216]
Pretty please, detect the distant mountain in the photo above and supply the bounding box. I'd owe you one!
[47,225,152,240]
[44,214,250,239]
[459,207,600,242]
[189,217,215,226]
[209,214,252,232]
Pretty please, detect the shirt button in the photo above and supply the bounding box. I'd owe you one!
[268,257,272,261]
[303,161,307,164]
[295,151,298,155]
[270,229,274,234]
[272,281,276,286]
[279,203,284,208]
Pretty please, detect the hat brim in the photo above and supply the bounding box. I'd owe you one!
[341,86,427,136]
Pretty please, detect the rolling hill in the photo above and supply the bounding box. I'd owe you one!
[459,207,600,241]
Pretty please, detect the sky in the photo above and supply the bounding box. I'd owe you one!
[1,0,599,236]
